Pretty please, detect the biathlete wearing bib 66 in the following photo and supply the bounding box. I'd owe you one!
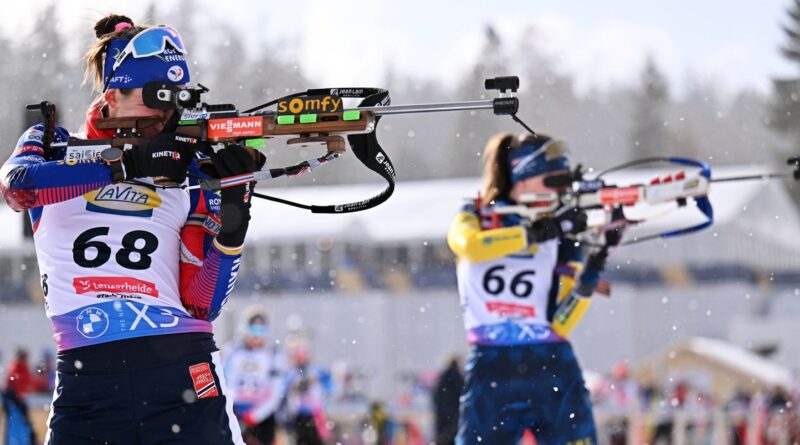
[449,203,587,345]
[449,203,597,445]
[448,133,601,445]
[0,120,241,351]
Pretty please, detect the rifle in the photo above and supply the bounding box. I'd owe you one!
[40,76,530,214]
[491,156,800,246]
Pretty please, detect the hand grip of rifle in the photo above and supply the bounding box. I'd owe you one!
[26,101,57,156]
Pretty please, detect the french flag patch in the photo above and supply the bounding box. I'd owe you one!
[189,362,219,399]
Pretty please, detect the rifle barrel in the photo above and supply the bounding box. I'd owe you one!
[358,99,495,116]
[710,173,791,183]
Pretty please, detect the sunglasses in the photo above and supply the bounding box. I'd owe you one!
[104,26,188,90]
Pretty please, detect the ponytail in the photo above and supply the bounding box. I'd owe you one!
[480,133,515,207]
[83,14,148,92]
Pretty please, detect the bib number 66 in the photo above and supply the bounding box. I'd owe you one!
[482,265,536,298]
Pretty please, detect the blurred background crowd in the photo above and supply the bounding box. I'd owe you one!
[6,334,800,444]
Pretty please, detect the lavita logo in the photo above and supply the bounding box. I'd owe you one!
[84,184,162,217]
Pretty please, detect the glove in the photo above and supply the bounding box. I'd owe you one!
[525,208,588,244]
[122,132,194,183]
[525,217,560,243]
[603,207,626,248]
[578,206,627,295]
[556,207,588,236]
[211,144,265,248]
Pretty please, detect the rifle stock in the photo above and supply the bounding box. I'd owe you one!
[92,109,375,155]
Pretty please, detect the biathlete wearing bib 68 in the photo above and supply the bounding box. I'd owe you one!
[0,120,241,352]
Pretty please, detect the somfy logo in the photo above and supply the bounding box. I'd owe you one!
[277,95,342,114]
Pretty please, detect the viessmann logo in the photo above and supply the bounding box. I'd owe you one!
[84,184,162,217]
[207,117,263,138]
[73,276,159,298]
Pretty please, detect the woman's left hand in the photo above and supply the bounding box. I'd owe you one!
[210,144,265,248]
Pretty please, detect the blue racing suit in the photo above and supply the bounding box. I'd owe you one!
[0,116,248,444]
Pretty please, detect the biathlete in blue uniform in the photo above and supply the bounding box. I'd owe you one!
[0,14,265,444]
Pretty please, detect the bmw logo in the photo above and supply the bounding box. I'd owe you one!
[76,307,110,339]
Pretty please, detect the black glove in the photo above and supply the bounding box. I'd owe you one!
[578,206,627,294]
[584,249,610,274]
[122,132,194,183]
[525,217,561,243]
[557,207,588,236]
[210,144,264,248]
[603,207,626,248]
[525,208,588,244]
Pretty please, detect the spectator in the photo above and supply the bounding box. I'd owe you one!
[768,385,790,412]
[285,345,333,445]
[224,310,288,445]
[31,350,55,394]
[725,389,751,445]
[360,401,394,445]
[604,362,640,445]
[2,348,36,444]
[431,356,463,445]
[4,349,33,399]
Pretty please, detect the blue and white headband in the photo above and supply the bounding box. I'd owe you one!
[508,137,569,184]
[103,26,191,90]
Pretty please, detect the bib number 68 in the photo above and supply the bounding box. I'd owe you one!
[73,227,158,270]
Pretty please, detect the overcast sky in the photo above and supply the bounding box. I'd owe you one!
[4,0,798,97]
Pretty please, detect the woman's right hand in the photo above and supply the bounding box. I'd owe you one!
[122,132,194,183]
[525,217,561,243]
[525,208,588,243]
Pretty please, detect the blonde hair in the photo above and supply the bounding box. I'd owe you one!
[82,14,149,92]
[480,133,514,207]
[480,133,555,206]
